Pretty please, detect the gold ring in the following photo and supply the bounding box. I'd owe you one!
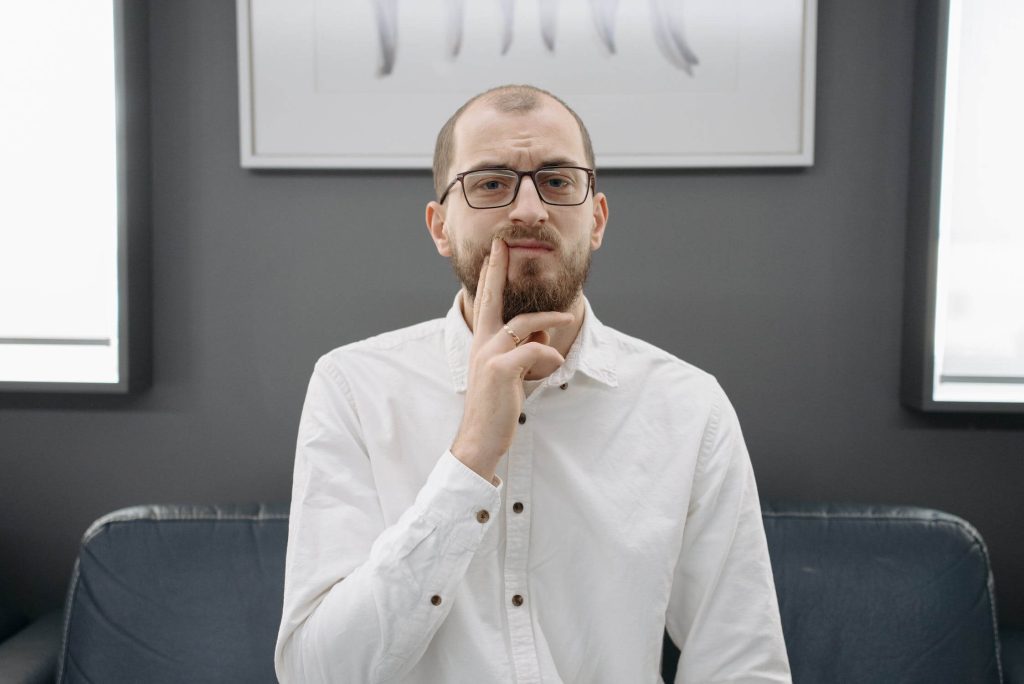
[503,324,522,346]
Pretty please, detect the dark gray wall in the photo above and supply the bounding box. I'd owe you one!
[2,0,1022,629]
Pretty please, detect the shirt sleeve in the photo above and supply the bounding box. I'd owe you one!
[274,357,502,684]
[665,383,792,683]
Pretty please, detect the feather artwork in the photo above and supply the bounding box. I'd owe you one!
[539,0,558,52]
[588,0,619,54]
[373,0,399,76]
[649,0,699,74]
[369,0,699,76]
[446,0,465,57]
[498,0,515,55]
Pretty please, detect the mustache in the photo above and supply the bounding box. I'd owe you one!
[489,224,562,249]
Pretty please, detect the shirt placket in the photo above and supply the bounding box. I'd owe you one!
[504,395,541,684]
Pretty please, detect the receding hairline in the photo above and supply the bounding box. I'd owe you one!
[432,85,596,200]
[457,96,585,159]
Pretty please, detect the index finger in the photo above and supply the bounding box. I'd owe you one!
[477,237,508,334]
[471,255,489,333]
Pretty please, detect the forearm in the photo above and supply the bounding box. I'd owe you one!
[276,451,501,684]
[667,386,790,682]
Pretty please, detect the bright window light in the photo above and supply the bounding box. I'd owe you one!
[933,0,1024,403]
[0,2,120,384]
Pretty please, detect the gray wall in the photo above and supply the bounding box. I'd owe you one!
[2,0,1022,629]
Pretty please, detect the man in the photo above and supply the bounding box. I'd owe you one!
[275,84,791,683]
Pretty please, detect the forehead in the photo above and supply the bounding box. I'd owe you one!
[452,97,587,170]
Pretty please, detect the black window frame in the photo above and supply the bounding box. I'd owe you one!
[0,0,151,395]
[901,0,1024,414]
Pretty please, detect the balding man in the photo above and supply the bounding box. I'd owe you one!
[276,84,791,683]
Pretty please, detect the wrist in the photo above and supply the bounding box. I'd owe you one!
[450,438,501,485]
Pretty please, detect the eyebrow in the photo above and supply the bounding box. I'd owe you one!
[464,158,582,172]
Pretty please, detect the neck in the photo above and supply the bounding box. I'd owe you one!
[460,289,586,360]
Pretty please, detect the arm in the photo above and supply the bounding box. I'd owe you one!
[274,358,502,684]
[276,238,570,683]
[451,237,572,481]
[665,386,792,683]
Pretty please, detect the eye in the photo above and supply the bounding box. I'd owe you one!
[539,173,576,192]
[468,174,515,193]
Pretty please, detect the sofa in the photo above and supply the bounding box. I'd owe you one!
[1,502,1018,683]
[0,598,61,684]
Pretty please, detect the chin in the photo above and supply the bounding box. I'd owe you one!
[510,257,550,280]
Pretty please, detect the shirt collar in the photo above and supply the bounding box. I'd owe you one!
[444,291,619,393]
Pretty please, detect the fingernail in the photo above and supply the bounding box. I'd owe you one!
[492,238,502,252]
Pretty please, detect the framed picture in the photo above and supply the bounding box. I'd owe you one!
[237,0,817,168]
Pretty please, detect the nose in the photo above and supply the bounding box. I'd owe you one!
[508,175,549,226]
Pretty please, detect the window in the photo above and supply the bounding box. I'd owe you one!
[903,0,1024,412]
[0,1,149,393]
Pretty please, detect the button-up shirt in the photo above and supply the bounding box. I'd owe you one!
[275,294,791,683]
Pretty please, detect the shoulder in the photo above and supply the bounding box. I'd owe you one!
[599,326,744,450]
[600,323,722,394]
[314,317,448,380]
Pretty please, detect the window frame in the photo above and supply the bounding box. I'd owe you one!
[0,0,150,394]
[901,0,1024,413]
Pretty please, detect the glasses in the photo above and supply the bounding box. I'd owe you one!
[439,166,595,208]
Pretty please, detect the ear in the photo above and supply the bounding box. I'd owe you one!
[425,201,452,257]
[589,191,609,251]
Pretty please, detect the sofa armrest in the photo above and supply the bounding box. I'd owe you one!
[1004,629,1024,684]
[0,610,62,684]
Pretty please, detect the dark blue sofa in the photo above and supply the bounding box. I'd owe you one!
[2,502,1017,683]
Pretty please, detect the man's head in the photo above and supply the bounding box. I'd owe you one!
[425,85,609,323]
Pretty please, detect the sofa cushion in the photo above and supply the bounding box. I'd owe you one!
[661,502,1002,683]
[57,504,288,684]
[761,502,1001,684]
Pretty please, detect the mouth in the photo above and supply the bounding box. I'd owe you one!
[506,240,555,254]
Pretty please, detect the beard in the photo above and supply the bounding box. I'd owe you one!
[450,224,592,323]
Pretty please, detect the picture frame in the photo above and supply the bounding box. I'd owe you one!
[237,0,817,169]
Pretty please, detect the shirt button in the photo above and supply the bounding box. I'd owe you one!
[476,509,490,523]
[518,413,527,424]
[512,502,524,514]
[559,383,568,390]
[511,594,524,607]
[430,595,442,606]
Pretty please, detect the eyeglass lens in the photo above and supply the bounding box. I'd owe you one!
[462,167,589,208]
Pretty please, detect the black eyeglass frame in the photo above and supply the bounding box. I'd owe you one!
[438,166,596,208]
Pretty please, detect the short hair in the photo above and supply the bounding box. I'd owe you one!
[432,84,596,200]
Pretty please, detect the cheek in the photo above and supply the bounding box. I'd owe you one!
[446,213,490,245]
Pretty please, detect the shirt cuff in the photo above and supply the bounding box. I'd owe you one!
[412,450,503,550]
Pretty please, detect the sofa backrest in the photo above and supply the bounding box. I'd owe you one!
[57,502,1003,683]
[663,502,1003,683]
[57,504,289,684]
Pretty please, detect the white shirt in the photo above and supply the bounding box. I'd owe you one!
[275,294,791,683]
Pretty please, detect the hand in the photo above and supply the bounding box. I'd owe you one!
[450,237,574,483]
